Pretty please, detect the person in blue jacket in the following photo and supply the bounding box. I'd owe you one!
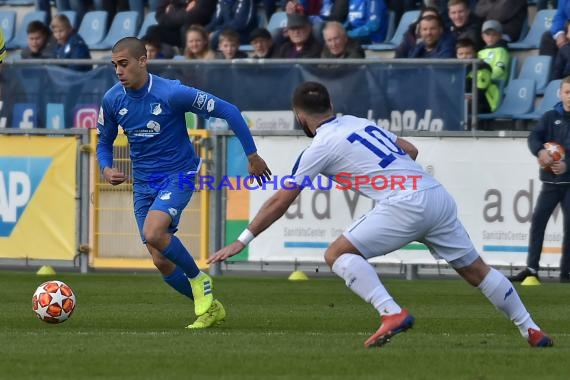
[539,0,570,57]
[344,0,389,44]
[96,37,272,329]
[408,13,456,58]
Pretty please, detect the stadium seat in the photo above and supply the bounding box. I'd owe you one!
[517,55,552,95]
[59,10,78,30]
[508,9,556,50]
[6,11,47,49]
[363,10,420,52]
[5,0,34,4]
[137,11,157,39]
[267,11,287,39]
[517,79,562,120]
[90,11,139,50]
[479,78,536,119]
[382,10,396,43]
[0,10,16,45]
[78,11,108,48]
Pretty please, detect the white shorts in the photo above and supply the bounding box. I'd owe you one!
[343,185,479,268]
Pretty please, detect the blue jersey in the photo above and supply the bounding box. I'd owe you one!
[97,74,257,183]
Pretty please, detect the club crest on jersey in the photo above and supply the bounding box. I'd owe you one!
[207,99,215,112]
[193,91,207,110]
[150,103,162,115]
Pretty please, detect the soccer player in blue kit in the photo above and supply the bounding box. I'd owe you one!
[96,37,272,329]
[208,81,554,348]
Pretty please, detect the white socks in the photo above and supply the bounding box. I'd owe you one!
[332,253,401,316]
[478,267,539,338]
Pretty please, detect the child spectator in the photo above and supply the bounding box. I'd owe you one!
[249,28,279,59]
[215,29,249,59]
[456,37,500,114]
[477,20,510,83]
[21,21,56,59]
[183,24,215,60]
[142,35,176,59]
[50,14,91,71]
[552,20,570,80]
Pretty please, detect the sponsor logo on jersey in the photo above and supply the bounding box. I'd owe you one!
[146,121,161,132]
[150,103,162,115]
[193,91,207,110]
[207,99,215,112]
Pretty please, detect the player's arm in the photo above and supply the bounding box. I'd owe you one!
[96,99,126,185]
[207,186,302,264]
[169,85,272,185]
[396,137,418,161]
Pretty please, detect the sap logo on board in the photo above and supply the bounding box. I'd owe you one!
[0,157,52,237]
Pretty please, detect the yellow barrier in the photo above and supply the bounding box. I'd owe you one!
[90,129,210,269]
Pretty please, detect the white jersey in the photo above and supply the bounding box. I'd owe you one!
[289,115,441,203]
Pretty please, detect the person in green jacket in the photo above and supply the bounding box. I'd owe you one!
[477,19,511,83]
[0,28,6,63]
[457,37,500,114]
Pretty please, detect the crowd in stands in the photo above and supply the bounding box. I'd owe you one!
[0,0,568,124]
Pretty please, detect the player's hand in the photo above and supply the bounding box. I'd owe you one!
[247,153,272,186]
[207,241,246,264]
[538,149,553,167]
[551,160,567,175]
[556,34,568,49]
[103,167,127,186]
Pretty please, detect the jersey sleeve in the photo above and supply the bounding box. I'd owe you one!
[168,83,257,156]
[96,95,119,172]
[287,142,331,188]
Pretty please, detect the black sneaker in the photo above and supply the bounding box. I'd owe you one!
[508,268,538,282]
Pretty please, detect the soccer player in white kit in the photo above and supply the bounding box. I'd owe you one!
[208,81,553,348]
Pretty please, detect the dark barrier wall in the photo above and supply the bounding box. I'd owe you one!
[0,61,466,131]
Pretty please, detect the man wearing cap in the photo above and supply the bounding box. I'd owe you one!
[478,19,511,82]
[249,27,279,59]
[276,13,322,58]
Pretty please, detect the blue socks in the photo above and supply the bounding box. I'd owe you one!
[163,266,193,300]
[161,236,200,279]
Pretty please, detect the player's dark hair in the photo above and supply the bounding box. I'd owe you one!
[419,14,444,29]
[112,37,147,59]
[27,20,50,37]
[292,82,331,115]
[455,38,476,52]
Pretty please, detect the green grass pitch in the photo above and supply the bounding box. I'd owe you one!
[1,270,568,380]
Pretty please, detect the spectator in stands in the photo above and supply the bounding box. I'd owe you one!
[395,6,441,58]
[456,37,500,114]
[21,21,56,59]
[539,0,570,57]
[478,20,510,82]
[249,27,279,58]
[321,21,365,58]
[552,21,570,79]
[146,0,217,50]
[344,0,389,44]
[50,14,91,71]
[509,77,570,284]
[408,14,455,58]
[206,0,258,46]
[319,0,349,23]
[286,0,324,17]
[0,29,6,63]
[215,29,249,59]
[183,24,216,60]
[473,0,527,43]
[276,13,322,58]
[447,0,482,49]
[142,35,176,59]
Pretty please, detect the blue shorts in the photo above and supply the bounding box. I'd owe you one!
[133,174,195,243]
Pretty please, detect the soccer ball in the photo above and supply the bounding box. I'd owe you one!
[543,142,565,161]
[32,280,76,324]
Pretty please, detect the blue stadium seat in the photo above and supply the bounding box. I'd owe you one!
[5,0,34,4]
[59,10,78,30]
[137,11,157,39]
[363,10,420,52]
[517,79,562,120]
[479,79,536,119]
[90,11,139,50]
[267,11,287,39]
[508,9,556,50]
[517,55,552,95]
[78,11,108,48]
[6,11,47,49]
[0,10,16,45]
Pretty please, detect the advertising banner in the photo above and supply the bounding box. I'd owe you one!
[235,136,560,268]
[0,136,77,260]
